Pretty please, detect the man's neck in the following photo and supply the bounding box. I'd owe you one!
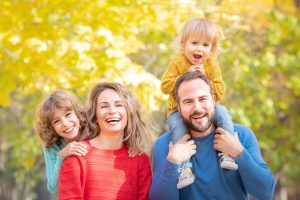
[190,125,215,138]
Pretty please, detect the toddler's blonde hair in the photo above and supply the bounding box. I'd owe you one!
[172,18,221,59]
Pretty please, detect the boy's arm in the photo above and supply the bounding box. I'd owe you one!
[160,61,181,95]
[43,145,64,194]
[206,61,225,102]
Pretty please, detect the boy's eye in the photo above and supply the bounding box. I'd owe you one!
[192,41,198,44]
[53,120,59,125]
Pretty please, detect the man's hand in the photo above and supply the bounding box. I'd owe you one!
[213,128,244,158]
[167,134,196,164]
[188,64,206,75]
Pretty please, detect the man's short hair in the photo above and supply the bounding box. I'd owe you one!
[174,71,214,103]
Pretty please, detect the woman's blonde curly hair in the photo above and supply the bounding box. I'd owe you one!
[34,90,88,148]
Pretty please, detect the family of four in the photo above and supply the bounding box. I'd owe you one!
[34,18,275,200]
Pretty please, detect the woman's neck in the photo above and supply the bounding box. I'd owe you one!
[91,132,123,150]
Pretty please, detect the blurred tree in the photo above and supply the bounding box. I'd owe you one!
[0,0,165,199]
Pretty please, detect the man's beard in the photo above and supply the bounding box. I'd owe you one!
[182,110,215,133]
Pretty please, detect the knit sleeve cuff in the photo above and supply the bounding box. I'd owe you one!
[233,148,249,165]
[162,159,181,175]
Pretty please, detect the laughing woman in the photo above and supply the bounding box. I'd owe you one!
[58,82,152,200]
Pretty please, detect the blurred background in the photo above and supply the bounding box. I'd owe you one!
[0,0,299,199]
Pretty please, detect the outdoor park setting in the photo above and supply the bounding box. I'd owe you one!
[0,0,299,199]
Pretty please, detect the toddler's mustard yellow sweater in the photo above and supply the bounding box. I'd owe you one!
[160,54,225,115]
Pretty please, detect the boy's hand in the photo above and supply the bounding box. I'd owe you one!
[188,64,206,75]
[58,141,88,158]
[167,134,196,164]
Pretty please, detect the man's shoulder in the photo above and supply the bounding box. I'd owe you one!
[234,123,256,141]
[154,132,171,149]
[233,123,251,132]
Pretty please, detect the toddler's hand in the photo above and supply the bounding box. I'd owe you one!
[58,141,88,158]
[188,64,206,75]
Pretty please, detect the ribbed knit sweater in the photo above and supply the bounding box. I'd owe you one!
[58,141,152,200]
[160,54,225,115]
[150,124,275,200]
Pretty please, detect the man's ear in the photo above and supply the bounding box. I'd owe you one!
[176,103,180,112]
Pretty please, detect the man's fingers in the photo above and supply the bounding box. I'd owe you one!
[191,144,196,151]
[234,132,239,139]
[191,149,196,155]
[188,140,195,145]
[177,134,191,143]
[216,127,227,135]
[169,141,174,149]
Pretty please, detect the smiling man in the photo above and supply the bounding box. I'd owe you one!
[150,71,275,200]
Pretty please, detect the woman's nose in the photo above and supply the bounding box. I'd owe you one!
[108,106,117,114]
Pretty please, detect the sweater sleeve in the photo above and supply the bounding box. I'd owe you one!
[43,145,64,194]
[234,126,275,200]
[206,61,225,102]
[58,156,85,200]
[137,155,152,200]
[160,60,181,95]
[149,133,181,200]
